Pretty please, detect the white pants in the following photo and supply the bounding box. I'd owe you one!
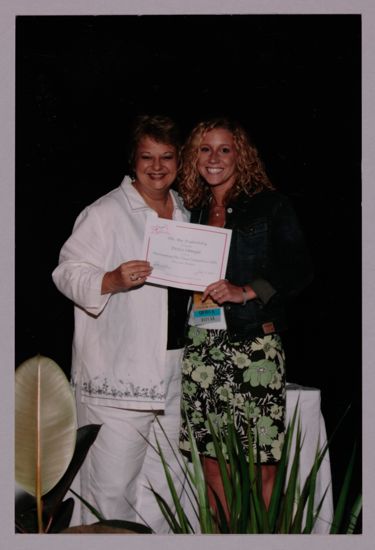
[75,349,193,533]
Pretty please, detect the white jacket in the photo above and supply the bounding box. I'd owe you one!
[52,176,190,410]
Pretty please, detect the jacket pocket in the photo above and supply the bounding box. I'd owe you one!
[238,217,267,236]
[225,217,268,284]
[233,218,267,266]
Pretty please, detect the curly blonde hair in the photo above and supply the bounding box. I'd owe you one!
[179,117,274,209]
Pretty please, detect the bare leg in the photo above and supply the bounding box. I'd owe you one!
[201,456,230,523]
[201,456,278,530]
[260,464,278,509]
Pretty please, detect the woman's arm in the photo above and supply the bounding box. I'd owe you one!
[257,195,314,303]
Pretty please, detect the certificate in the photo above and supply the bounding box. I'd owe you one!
[142,217,232,291]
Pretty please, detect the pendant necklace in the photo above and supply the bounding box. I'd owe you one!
[209,196,226,227]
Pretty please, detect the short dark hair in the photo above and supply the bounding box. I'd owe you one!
[128,115,181,175]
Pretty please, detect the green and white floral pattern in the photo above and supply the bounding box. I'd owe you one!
[180,329,286,464]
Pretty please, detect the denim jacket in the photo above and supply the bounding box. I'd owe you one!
[191,189,313,341]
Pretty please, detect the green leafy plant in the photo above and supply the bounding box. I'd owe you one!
[16,423,101,533]
[15,355,152,534]
[15,355,78,532]
[15,355,360,534]
[150,404,361,534]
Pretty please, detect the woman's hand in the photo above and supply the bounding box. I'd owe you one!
[202,280,256,305]
[101,260,153,294]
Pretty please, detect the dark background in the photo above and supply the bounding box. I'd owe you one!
[16,14,362,527]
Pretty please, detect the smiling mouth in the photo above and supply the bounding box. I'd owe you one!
[207,168,223,174]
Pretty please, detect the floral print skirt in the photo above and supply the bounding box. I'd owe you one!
[179,326,286,464]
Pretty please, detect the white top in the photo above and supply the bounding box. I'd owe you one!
[52,176,190,410]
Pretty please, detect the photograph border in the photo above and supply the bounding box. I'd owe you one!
[2,1,374,549]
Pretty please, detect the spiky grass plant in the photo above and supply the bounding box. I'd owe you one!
[150,404,361,534]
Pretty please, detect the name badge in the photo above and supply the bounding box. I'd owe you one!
[191,292,222,325]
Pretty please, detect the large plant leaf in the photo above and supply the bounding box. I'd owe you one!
[15,504,39,533]
[46,497,75,533]
[43,424,101,513]
[15,425,101,533]
[15,355,77,496]
[15,497,75,534]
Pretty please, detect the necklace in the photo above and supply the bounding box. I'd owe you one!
[209,197,226,227]
[211,205,225,217]
[210,195,225,216]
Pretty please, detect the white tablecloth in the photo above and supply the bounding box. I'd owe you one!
[286,383,333,534]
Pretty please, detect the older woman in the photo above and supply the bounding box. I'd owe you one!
[52,115,190,532]
[178,117,313,521]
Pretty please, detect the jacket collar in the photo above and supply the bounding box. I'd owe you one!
[120,175,187,218]
[120,175,149,211]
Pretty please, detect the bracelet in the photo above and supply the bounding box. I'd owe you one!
[242,287,248,306]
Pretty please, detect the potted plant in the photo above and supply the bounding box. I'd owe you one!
[148,405,361,534]
[15,355,151,534]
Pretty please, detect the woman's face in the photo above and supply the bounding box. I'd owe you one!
[196,128,238,192]
[134,136,178,197]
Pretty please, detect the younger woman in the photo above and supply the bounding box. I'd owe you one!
[179,117,313,519]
